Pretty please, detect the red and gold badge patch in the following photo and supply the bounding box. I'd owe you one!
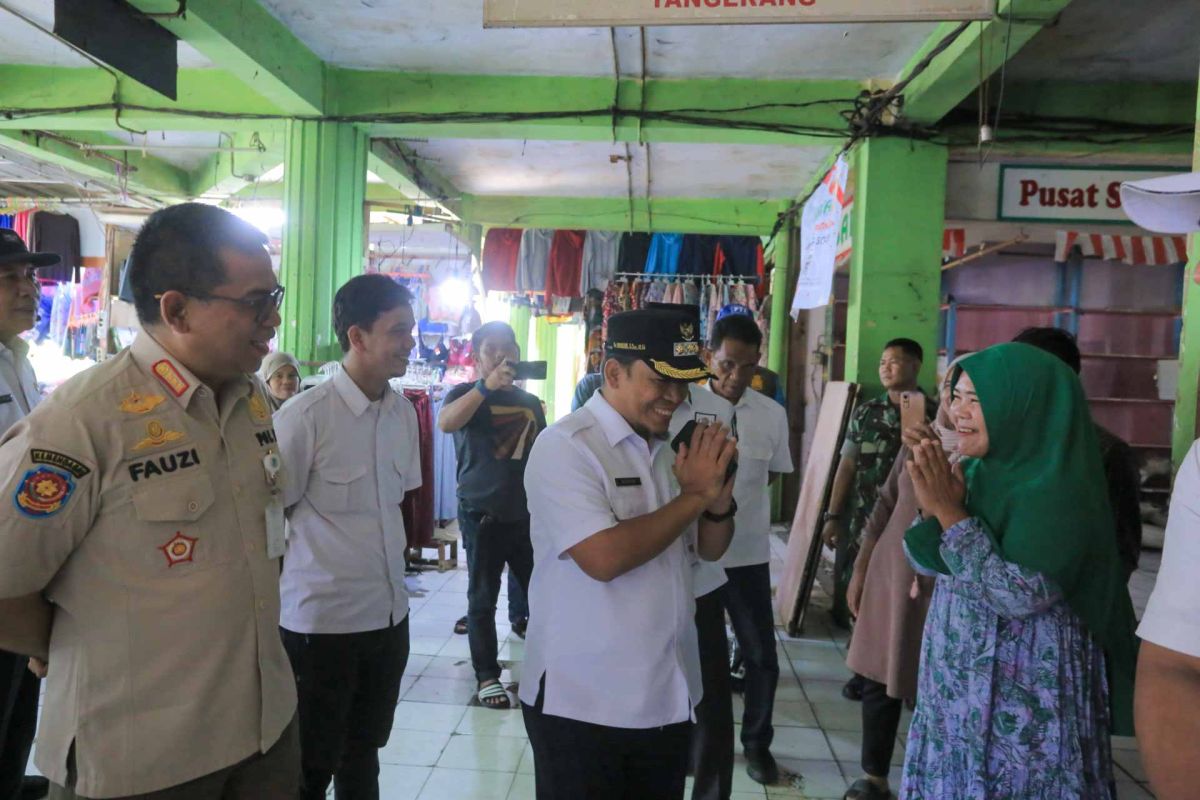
[159,532,197,568]
[152,360,189,398]
[13,466,76,518]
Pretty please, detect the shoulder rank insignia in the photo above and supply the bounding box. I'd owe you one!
[159,532,197,567]
[135,420,186,451]
[152,360,189,398]
[248,393,270,422]
[120,391,166,415]
[14,466,76,518]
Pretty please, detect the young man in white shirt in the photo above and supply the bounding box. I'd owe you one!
[703,311,794,786]
[275,274,421,800]
[521,308,737,800]
[0,228,57,800]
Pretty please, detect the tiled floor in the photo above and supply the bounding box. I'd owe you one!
[30,530,1163,799]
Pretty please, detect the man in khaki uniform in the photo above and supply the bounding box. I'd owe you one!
[0,203,298,799]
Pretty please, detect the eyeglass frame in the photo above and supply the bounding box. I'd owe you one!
[155,284,286,325]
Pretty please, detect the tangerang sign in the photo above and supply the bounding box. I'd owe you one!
[484,0,993,27]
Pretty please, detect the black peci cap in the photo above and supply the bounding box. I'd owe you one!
[0,228,60,269]
[605,308,709,382]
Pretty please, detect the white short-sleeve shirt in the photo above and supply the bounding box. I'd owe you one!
[671,386,734,598]
[1139,439,1200,657]
[519,391,702,728]
[275,368,422,634]
[706,385,794,568]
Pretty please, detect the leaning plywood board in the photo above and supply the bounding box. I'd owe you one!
[776,381,858,636]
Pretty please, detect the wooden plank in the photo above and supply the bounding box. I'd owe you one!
[776,381,858,635]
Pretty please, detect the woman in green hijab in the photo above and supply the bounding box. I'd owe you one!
[899,343,1137,799]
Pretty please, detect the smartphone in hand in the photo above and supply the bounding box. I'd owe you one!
[899,391,926,435]
[671,420,738,483]
[511,361,548,381]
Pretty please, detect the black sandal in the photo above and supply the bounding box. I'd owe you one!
[477,681,511,709]
[453,616,468,635]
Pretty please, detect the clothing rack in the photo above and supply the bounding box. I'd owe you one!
[613,272,760,284]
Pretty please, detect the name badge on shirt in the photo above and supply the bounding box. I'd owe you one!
[615,477,642,487]
[263,452,286,559]
[0,394,12,405]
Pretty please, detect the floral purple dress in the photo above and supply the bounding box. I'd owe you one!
[900,518,1115,799]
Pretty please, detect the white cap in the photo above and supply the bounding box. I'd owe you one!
[1120,172,1200,234]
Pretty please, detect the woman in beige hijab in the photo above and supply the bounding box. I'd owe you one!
[841,360,962,800]
[259,350,301,411]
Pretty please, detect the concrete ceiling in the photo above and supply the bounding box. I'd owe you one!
[0,144,134,201]
[1005,0,1200,83]
[0,0,213,68]
[399,138,831,200]
[259,0,937,80]
[103,131,228,170]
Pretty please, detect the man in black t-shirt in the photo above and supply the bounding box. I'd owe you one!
[439,322,546,709]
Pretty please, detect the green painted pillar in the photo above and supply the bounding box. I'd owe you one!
[1171,75,1200,469]
[279,120,367,367]
[845,138,947,397]
[768,222,793,378]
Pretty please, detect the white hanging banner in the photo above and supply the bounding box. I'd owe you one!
[791,156,848,318]
[484,0,993,27]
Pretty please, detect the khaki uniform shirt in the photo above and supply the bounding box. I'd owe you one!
[0,333,296,798]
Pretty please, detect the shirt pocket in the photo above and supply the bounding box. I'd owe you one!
[310,465,369,512]
[609,484,651,522]
[127,472,225,573]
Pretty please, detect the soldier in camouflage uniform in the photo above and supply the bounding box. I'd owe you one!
[821,339,934,647]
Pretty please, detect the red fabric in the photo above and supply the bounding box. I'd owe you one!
[482,228,522,293]
[545,230,586,303]
[400,389,436,549]
[13,211,33,245]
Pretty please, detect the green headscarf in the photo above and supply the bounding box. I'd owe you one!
[904,342,1137,734]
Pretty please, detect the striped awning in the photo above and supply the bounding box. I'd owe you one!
[1055,231,1188,266]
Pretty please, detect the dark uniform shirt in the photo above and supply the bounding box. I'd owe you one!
[840,392,937,542]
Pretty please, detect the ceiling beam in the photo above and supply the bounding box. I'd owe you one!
[367,140,463,218]
[125,0,325,115]
[333,70,862,146]
[187,129,285,198]
[962,81,1198,127]
[458,195,782,235]
[0,66,287,131]
[0,130,190,198]
[898,0,1074,126]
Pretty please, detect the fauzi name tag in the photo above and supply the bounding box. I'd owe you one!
[615,477,642,487]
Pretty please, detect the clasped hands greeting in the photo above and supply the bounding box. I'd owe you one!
[903,429,968,532]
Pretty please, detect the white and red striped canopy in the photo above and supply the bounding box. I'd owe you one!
[1055,231,1188,266]
[943,228,966,260]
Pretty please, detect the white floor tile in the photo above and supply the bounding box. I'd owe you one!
[392,701,468,734]
[377,764,432,800]
[775,759,849,799]
[770,726,836,762]
[404,676,479,706]
[437,733,528,772]
[378,729,452,767]
[417,767,515,800]
[456,706,530,738]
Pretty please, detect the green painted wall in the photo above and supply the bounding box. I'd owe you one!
[1172,76,1200,470]
[767,221,794,376]
[278,120,367,368]
[845,138,947,398]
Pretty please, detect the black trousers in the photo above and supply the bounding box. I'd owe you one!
[689,591,733,800]
[281,618,410,800]
[523,677,691,800]
[459,504,534,684]
[860,677,903,779]
[0,649,39,800]
[721,563,779,753]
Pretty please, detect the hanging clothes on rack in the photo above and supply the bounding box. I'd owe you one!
[516,229,553,293]
[545,230,586,304]
[617,232,652,273]
[581,230,620,293]
[645,233,684,275]
[430,389,460,525]
[679,235,719,276]
[0,215,13,230]
[482,228,522,293]
[29,211,80,283]
[13,210,34,246]
[400,388,436,549]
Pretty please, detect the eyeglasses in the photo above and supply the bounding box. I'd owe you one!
[159,285,286,324]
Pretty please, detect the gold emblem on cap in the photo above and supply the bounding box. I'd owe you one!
[134,420,186,451]
[680,322,695,341]
[650,359,708,381]
[119,391,166,415]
